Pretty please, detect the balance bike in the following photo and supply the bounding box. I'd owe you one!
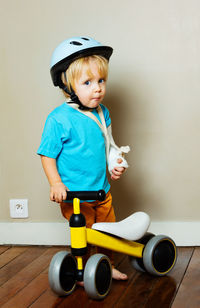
[48,190,177,300]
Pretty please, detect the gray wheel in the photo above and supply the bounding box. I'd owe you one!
[48,251,77,296]
[143,235,177,276]
[84,253,112,300]
[129,257,145,272]
[129,232,155,273]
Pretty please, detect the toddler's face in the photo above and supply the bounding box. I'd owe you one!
[74,59,106,109]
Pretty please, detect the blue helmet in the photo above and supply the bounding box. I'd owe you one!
[50,36,113,88]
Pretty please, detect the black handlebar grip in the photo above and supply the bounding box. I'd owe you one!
[66,190,106,201]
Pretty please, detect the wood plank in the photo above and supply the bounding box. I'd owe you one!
[144,247,194,308]
[0,246,47,286]
[115,266,158,308]
[172,247,200,308]
[0,246,197,307]
[115,247,194,308]
[114,252,126,267]
[1,272,48,308]
[0,246,10,255]
[0,246,63,306]
[0,246,28,269]
[29,288,64,308]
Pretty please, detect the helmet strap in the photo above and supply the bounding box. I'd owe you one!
[58,77,95,111]
[61,73,92,110]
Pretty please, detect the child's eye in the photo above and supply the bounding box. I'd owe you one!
[99,79,105,84]
[84,80,91,85]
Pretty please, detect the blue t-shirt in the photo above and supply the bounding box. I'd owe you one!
[37,103,111,194]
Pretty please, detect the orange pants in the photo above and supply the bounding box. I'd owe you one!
[60,191,116,265]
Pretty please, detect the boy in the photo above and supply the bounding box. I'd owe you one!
[37,36,129,280]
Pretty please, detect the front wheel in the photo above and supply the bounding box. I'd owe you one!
[48,251,77,296]
[84,253,112,300]
[143,235,177,276]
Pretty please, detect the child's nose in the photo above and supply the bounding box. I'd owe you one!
[94,82,101,92]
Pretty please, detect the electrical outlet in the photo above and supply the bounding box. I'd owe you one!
[9,199,28,218]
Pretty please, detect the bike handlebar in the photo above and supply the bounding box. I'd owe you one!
[66,190,106,201]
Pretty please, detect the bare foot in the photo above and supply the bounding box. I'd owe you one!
[112,268,128,280]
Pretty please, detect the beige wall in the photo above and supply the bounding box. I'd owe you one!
[1,0,200,226]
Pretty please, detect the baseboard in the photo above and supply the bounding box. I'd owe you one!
[0,221,199,246]
[148,221,200,246]
[0,222,71,246]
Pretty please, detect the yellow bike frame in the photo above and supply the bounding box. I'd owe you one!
[70,198,144,264]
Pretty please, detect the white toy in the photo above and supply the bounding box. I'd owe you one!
[108,145,130,174]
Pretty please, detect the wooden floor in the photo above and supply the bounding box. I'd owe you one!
[0,246,199,308]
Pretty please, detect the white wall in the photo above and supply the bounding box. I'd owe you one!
[1,0,200,245]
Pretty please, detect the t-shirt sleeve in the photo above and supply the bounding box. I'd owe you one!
[101,104,111,127]
[37,116,64,159]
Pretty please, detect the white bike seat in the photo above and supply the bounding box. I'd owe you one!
[92,212,150,241]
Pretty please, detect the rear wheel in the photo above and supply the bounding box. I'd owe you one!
[143,235,177,276]
[129,232,154,272]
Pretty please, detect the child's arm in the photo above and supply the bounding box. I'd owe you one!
[41,155,67,203]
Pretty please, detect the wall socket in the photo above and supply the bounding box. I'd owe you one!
[9,199,29,218]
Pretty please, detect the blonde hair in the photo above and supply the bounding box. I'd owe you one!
[61,55,109,98]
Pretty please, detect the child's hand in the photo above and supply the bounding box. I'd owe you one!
[50,182,68,203]
[111,159,126,180]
